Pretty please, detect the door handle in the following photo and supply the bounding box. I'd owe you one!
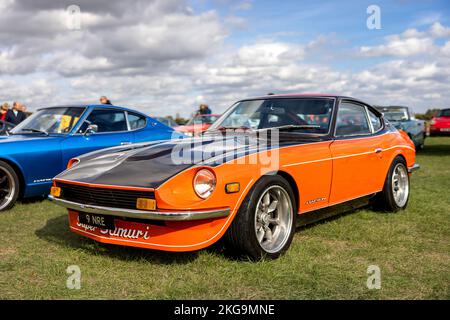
[374,148,382,153]
[120,141,132,145]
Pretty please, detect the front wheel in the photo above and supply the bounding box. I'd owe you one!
[224,175,296,260]
[0,160,20,211]
[374,156,410,212]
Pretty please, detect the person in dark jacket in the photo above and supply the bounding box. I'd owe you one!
[6,102,27,125]
[196,104,212,115]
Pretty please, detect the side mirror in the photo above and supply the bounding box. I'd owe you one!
[84,124,98,136]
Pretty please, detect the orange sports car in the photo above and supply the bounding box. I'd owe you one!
[50,94,419,259]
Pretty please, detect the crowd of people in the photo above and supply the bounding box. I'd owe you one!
[0,96,114,128]
[1,102,28,125]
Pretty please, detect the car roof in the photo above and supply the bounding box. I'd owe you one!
[245,93,345,99]
[375,106,409,109]
[36,104,149,117]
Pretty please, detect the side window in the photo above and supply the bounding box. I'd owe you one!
[128,112,147,130]
[79,109,127,133]
[335,103,371,136]
[367,109,382,132]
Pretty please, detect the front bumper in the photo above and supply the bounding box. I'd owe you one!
[48,195,230,221]
[408,163,420,173]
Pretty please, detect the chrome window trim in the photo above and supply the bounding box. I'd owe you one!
[72,107,147,136]
[334,100,377,139]
[365,106,375,134]
[366,106,384,135]
[124,111,131,131]
[126,111,148,131]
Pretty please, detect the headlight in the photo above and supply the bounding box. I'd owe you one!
[430,119,436,125]
[193,169,216,199]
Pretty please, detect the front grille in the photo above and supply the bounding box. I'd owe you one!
[57,182,155,210]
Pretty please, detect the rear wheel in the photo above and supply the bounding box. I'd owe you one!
[375,156,410,212]
[0,160,20,211]
[224,175,296,260]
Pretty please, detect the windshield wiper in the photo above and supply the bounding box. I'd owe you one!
[216,126,253,131]
[20,128,49,136]
[268,124,322,131]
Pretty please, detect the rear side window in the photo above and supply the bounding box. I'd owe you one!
[439,109,450,117]
[81,109,127,133]
[368,109,382,132]
[336,103,371,136]
[128,112,147,130]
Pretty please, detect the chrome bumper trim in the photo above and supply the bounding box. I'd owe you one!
[48,196,230,221]
[408,163,420,173]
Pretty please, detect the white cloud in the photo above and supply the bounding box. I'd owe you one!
[359,22,450,58]
[429,22,450,38]
[360,37,434,57]
[233,0,253,11]
[224,15,247,29]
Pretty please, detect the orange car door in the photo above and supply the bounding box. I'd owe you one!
[329,101,385,205]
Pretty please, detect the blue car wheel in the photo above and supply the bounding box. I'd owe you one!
[0,160,20,211]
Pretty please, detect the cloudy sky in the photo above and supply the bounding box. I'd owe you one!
[0,0,449,117]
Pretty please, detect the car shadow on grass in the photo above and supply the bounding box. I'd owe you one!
[420,143,450,156]
[17,196,46,205]
[34,205,389,263]
[35,214,200,265]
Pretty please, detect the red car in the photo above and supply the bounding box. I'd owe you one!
[175,114,220,136]
[430,108,450,135]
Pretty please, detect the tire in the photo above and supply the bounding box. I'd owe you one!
[224,175,297,260]
[0,160,20,211]
[374,156,410,212]
[415,134,425,151]
[416,141,424,151]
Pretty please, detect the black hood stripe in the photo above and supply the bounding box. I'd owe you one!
[56,134,331,189]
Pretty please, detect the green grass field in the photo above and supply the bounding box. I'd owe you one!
[0,137,449,299]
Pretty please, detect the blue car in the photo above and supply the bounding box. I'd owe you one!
[375,106,426,150]
[0,104,176,211]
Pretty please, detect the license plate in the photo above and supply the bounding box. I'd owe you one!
[78,212,115,230]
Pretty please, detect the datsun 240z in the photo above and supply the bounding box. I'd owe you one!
[50,94,420,259]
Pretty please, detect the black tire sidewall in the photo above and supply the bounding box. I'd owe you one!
[0,160,20,211]
[239,175,297,259]
[384,157,410,211]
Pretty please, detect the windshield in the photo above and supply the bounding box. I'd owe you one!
[380,108,409,122]
[208,98,334,134]
[187,115,219,125]
[438,109,450,117]
[11,107,86,135]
